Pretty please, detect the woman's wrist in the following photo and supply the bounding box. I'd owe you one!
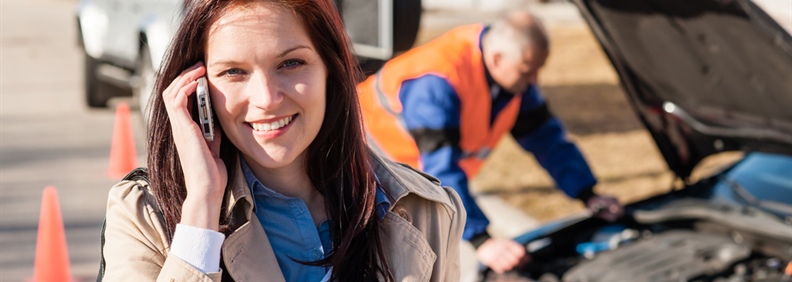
[170,224,226,273]
[180,195,223,231]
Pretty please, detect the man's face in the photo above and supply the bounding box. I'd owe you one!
[491,47,548,94]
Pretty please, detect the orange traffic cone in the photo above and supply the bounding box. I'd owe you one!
[107,102,137,179]
[31,186,74,282]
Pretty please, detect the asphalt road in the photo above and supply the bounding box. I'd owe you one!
[0,0,148,280]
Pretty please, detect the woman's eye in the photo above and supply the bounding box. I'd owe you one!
[281,59,305,69]
[221,68,245,76]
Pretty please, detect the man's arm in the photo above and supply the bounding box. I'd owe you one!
[511,85,597,199]
[512,86,624,221]
[399,75,489,241]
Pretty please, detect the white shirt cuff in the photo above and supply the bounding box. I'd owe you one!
[170,223,226,273]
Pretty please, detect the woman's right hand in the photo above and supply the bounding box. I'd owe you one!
[161,62,228,231]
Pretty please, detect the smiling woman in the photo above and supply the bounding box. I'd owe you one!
[97,0,465,281]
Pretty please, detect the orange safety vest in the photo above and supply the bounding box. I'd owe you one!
[358,24,522,177]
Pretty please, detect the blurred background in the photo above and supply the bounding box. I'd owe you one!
[1,0,789,281]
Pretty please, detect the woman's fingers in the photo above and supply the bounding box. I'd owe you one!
[163,62,203,98]
[161,61,214,160]
[163,63,208,137]
[173,80,198,109]
[163,62,205,110]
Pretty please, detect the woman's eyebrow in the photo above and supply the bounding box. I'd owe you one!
[209,60,241,68]
[276,45,311,58]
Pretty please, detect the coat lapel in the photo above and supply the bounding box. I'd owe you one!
[370,151,456,281]
[222,217,285,282]
[369,149,451,208]
[221,164,286,282]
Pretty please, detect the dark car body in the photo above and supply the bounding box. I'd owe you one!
[482,0,792,281]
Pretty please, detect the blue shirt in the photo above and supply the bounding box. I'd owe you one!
[398,26,596,241]
[241,159,391,281]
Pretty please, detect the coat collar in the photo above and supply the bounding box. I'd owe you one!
[225,160,254,223]
[368,149,454,210]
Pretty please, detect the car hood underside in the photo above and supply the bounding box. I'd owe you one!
[573,0,792,179]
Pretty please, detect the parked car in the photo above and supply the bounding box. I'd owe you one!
[481,0,792,281]
[76,0,420,115]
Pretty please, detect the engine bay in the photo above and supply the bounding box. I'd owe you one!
[483,198,792,282]
[565,230,765,281]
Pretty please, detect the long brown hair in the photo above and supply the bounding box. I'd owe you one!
[145,0,392,280]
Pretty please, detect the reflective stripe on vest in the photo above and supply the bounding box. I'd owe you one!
[461,146,492,160]
[374,69,399,117]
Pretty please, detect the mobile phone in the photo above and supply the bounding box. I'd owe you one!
[196,77,215,141]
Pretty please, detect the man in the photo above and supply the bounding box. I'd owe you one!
[358,11,623,273]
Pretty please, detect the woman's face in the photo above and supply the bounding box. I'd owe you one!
[206,2,327,172]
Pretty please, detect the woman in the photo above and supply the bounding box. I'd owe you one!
[99,0,464,281]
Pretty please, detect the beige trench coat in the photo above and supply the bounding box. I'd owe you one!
[100,151,465,281]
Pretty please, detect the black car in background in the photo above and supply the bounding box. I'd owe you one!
[483,0,792,281]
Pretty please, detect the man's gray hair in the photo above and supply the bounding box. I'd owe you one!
[483,11,549,60]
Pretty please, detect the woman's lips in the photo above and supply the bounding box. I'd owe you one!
[247,114,297,139]
[249,115,294,131]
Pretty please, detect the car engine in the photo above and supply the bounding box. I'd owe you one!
[483,199,792,282]
[564,230,778,281]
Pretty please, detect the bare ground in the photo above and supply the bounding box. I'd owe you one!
[419,24,742,223]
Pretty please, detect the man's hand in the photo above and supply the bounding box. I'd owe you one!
[476,238,531,274]
[586,195,624,222]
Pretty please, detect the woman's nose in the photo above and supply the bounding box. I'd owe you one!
[249,72,284,110]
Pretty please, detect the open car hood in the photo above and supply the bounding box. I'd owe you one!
[572,0,792,180]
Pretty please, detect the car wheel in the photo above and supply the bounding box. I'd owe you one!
[135,47,156,124]
[84,53,109,108]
